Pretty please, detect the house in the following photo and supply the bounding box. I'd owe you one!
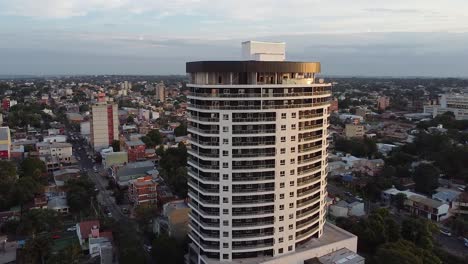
[102,151,128,168]
[76,220,100,249]
[36,142,73,163]
[405,195,450,222]
[432,188,461,205]
[381,187,424,204]
[128,176,158,206]
[309,247,365,264]
[53,168,81,187]
[329,200,365,218]
[451,192,468,216]
[111,160,154,187]
[47,196,69,214]
[153,200,190,239]
[123,140,146,162]
[352,159,384,176]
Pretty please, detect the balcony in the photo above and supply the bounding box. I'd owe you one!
[189,232,219,250]
[188,116,219,123]
[298,145,322,154]
[297,175,321,186]
[297,196,320,209]
[188,149,219,158]
[189,222,220,239]
[298,165,321,176]
[299,124,323,131]
[298,156,321,165]
[295,226,319,240]
[189,212,220,227]
[232,231,274,239]
[232,186,275,193]
[232,175,275,182]
[232,164,275,170]
[232,209,274,216]
[232,129,276,135]
[188,201,220,216]
[189,138,219,146]
[299,135,322,143]
[232,117,276,122]
[232,198,274,205]
[232,140,276,147]
[296,205,320,219]
[232,241,274,250]
[188,127,219,135]
[296,216,320,229]
[232,220,274,227]
[299,113,323,119]
[297,186,321,198]
[232,152,275,158]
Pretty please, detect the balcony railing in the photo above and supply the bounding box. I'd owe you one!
[298,165,321,176]
[299,113,323,119]
[232,242,274,250]
[232,231,274,238]
[232,198,274,205]
[296,205,320,219]
[232,187,275,193]
[298,145,322,153]
[299,124,323,131]
[299,135,322,143]
[297,186,321,198]
[188,201,220,216]
[188,116,219,122]
[232,209,274,216]
[189,222,220,238]
[232,164,275,170]
[232,175,275,182]
[298,156,321,165]
[297,175,321,186]
[232,141,276,146]
[188,149,219,158]
[232,220,274,227]
[296,216,319,229]
[189,138,219,146]
[189,92,329,98]
[296,227,319,240]
[189,212,220,227]
[232,117,276,122]
[232,152,275,158]
[297,196,320,208]
[188,127,219,134]
[189,232,219,250]
[232,129,276,134]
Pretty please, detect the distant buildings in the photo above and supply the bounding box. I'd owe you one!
[153,200,190,240]
[155,83,166,102]
[128,176,158,206]
[91,103,119,151]
[123,140,146,162]
[0,127,11,159]
[377,96,390,110]
[424,93,468,120]
[329,98,339,113]
[405,195,450,222]
[345,123,365,138]
[36,142,73,163]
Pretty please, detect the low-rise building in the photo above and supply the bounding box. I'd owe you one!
[47,196,69,214]
[345,124,365,138]
[102,151,128,168]
[36,142,73,163]
[405,195,450,222]
[153,200,190,239]
[329,200,365,218]
[111,160,154,187]
[128,176,158,206]
[0,127,11,159]
[123,140,146,162]
[310,247,365,264]
[451,192,468,216]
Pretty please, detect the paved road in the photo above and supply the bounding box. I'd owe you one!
[69,133,154,263]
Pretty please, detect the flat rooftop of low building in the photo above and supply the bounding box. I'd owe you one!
[313,247,365,264]
[125,140,145,146]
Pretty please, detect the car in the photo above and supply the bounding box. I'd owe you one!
[94,188,99,192]
[344,191,353,196]
[465,242,468,248]
[462,237,468,244]
[143,245,152,252]
[439,228,451,236]
[107,212,112,217]
[52,234,61,239]
[66,227,77,232]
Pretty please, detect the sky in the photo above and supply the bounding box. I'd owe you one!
[1,0,468,77]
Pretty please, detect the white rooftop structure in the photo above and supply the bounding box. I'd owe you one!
[242,41,286,61]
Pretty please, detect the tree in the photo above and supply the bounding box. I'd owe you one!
[159,144,188,197]
[375,240,441,264]
[17,209,62,236]
[78,104,89,113]
[401,218,436,250]
[65,176,96,215]
[413,163,440,195]
[22,236,53,264]
[0,161,17,210]
[20,157,46,179]
[13,177,41,212]
[393,193,407,212]
[174,123,187,137]
[141,129,163,148]
[152,234,185,264]
[112,140,121,152]
[134,204,157,227]
[127,115,135,124]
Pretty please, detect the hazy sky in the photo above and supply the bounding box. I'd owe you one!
[1,0,468,76]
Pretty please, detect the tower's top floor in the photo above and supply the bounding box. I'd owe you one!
[242,41,286,61]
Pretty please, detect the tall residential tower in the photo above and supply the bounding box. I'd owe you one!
[90,103,119,151]
[187,42,356,264]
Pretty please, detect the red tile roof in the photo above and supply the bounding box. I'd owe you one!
[79,220,100,240]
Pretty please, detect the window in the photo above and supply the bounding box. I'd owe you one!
[289,235,293,240]
[290,169,295,175]
[289,224,293,230]
[281,125,286,131]
[223,186,229,192]
[289,214,294,219]
[291,136,296,141]
[291,124,296,130]
[223,243,229,248]
[290,147,295,153]
[281,113,286,119]
[223,209,229,214]
[289,203,294,208]
[280,182,285,188]
[280,205,284,210]
[223,220,229,226]
[289,192,294,197]
[223,174,229,180]
[280,148,286,154]
[280,194,285,199]
[279,216,284,221]
[290,159,295,164]
[290,181,295,186]
[278,248,283,254]
[288,246,293,251]
[223,126,229,132]
[281,137,286,142]
[280,160,285,165]
[223,198,229,203]
[223,114,229,120]
[223,150,228,156]
[279,238,284,243]
[223,232,229,237]
[223,138,229,144]
[279,227,284,232]
[280,171,285,177]
[292,113,296,118]
[223,162,228,168]
[223,254,229,259]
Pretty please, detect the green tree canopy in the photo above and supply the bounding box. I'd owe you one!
[413,163,440,195]
[174,123,187,137]
[17,209,63,236]
[65,176,96,215]
[20,157,46,179]
[375,240,441,264]
[152,234,185,264]
[112,140,121,152]
[141,129,163,148]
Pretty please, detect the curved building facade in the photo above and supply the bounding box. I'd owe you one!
[187,57,332,263]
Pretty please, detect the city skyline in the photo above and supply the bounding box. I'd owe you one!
[1,0,468,76]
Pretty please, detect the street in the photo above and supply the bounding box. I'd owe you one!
[69,133,154,263]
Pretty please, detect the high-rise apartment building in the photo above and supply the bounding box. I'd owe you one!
[186,42,356,263]
[91,103,119,151]
[155,82,166,102]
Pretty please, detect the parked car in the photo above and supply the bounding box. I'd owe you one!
[143,244,152,253]
[439,228,451,236]
[66,226,77,232]
[52,234,61,239]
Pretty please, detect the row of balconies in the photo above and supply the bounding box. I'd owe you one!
[297,195,321,209]
[297,186,321,198]
[232,117,276,122]
[297,174,321,186]
[190,212,220,227]
[232,217,275,227]
[232,150,276,158]
[232,206,274,216]
[295,225,319,240]
[188,101,330,111]
[296,215,320,230]
[232,240,274,250]
[296,204,320,219]
[189,91,331,99]
[189,232,219,250]
[297,164,322,176]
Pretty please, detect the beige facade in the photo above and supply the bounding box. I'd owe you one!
[345,124,365,138]
[91,103,119,151]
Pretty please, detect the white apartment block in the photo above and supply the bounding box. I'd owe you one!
[186,42,356,263]
[424,93,468,120]
[91,103,119,151]
[36,142,73,162]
